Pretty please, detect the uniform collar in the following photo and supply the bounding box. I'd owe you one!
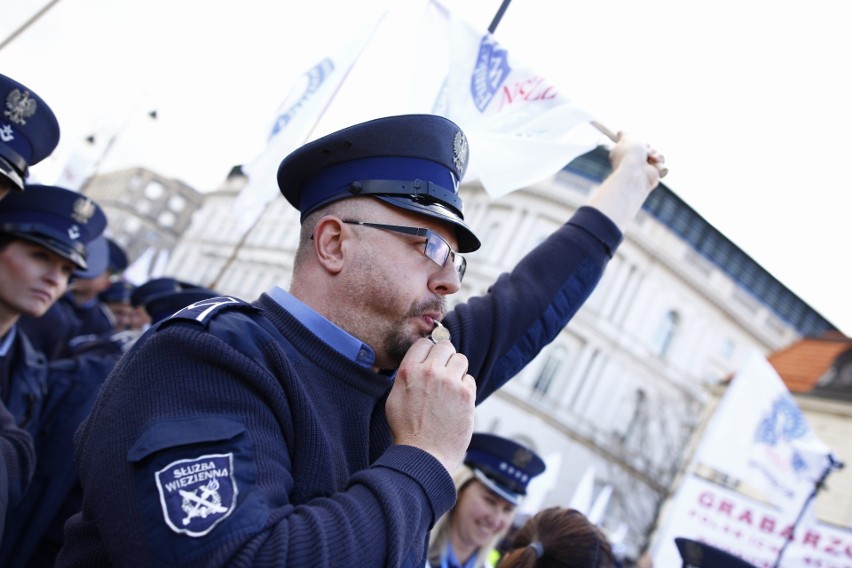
[266,286,376,369]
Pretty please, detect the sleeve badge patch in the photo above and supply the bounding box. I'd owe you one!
[155,453,238,537]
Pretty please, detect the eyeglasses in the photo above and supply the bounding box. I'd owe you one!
[343,220,466,282]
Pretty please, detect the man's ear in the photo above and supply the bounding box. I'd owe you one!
[313,216,346,274]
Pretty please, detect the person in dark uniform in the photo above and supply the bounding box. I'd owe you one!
[143,284,220,325]
[0,184,105,549]
[0,185,106,567]
[498,507,616,568]
[0,183,106,433]
[0,72,61,546]
[0,73,60,198]
[428,433,546,568]
[18,236,128,360]
[58,114,665,567]
[65,237,129,343]
[675,538,759,568]
[0,281,219,568]
[99,280,137,331]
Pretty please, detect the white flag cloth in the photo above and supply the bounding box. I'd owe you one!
[233,10,388,229]
[122,246,157,285]
[427,0,602,197]
[693,350,836,516]
[587,483,613,525]
[518,451,562,516]
[568,465,596,515]
[307,0,602,198]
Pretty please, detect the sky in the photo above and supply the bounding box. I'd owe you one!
[3,0,851,335]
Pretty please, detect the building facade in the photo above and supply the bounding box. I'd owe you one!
[79,167,204,269]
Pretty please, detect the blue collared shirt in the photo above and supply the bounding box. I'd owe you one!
[266,286,376,370]
[0,324,17,357]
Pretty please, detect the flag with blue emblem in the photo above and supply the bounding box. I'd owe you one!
[424,0,601,197]
[232,10,388,230]
[692,351,836,516]
[299,0,601,199]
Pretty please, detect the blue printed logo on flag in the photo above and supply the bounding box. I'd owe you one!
[470,35,511,112]
[155,453,238,537]
[754,395,809,475]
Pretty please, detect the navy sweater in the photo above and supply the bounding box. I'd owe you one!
[57,207,620,567]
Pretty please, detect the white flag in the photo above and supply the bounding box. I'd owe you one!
[693,350,835,515]
[587,483,613,525]
[233,9,388,229]
[306,0,602,198]
[518,451,561,516]
[568,465,596,515]
[425,0,602,197]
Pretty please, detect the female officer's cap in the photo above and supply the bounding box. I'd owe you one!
[464,433,546,506]
[0,184,106,270]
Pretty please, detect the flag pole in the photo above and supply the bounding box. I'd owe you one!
[207,11,388,290]
[0,0,63,52]
[772,456,844,568]
[487,0,513,33]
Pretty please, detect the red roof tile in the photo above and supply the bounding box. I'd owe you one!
[767,333,852,393]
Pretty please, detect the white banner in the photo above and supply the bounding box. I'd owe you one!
[652,475,852,568]
[693,351,835,514]
[233,9,388,229]
[427,0,601,197]
[307,0,602,198]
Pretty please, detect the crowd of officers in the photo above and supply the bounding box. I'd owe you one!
[0,71,748,568]
[0,72,222,566]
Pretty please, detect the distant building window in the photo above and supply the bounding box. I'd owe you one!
[652,310,679,358]
[144,181,164,200]
[169,195,187,212]
[158,211,176,228]
[533,346,566,397]
[720,337,735,359]
[477,220,502,261]
[128,174,144,190]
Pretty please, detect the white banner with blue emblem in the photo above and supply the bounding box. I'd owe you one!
[692,350,835,513]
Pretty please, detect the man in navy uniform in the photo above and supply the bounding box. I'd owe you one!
[675,537,759,568]
[0,74,60,199]
[59,114,665,567]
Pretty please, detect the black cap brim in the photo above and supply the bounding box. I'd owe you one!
[0,157,24,191]
[375,195,480,253]
[13,232,88,270]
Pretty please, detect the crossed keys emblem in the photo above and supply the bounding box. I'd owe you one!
[180,478,228,525]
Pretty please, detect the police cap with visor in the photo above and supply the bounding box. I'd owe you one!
[0,184,106,270]
[0,74,60,190]
[464,433,546,506]
[277,114,480,253]
[675,537,758,568]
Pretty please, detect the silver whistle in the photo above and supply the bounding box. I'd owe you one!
[429,321,451,343]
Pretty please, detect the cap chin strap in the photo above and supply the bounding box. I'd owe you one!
[0,158,24,190]
[347,178,464,218]
[472,468,522,506]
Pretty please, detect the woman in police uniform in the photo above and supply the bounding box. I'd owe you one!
[0,184,105,436]
[428,433,546,568]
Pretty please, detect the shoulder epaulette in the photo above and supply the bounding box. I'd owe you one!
[157,296,258,330]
